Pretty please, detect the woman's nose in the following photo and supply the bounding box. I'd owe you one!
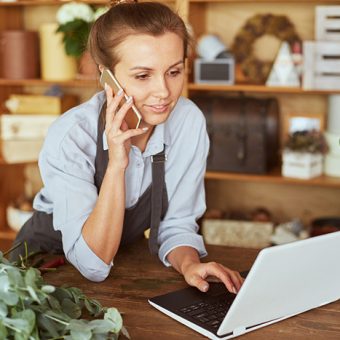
[153,77,170,99]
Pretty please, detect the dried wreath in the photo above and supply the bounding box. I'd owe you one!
[231,14,301,84]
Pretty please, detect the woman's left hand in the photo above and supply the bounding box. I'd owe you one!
[182,261,244,294]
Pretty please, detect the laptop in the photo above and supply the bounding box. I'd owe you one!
[149,231,340,339]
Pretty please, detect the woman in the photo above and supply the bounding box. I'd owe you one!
[11,0,243,294]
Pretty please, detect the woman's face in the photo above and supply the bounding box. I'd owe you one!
[114,32,185,127]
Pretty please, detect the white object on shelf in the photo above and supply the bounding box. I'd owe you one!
[282,150,323,179]
[325,131,340,156]
[0,139,44,163]
[328,95,340,134]
[202,219,273,249]
[324,154,340,177]
[0,114,58,140]
[316,6,340,41]
[303,41,340,90]
[7,205,33,232]
[266,42,300,87]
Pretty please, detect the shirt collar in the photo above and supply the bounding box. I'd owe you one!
[102,120,171,154]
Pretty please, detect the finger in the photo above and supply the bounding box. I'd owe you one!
[222,266,244,292]
[105,86,124,131]
[108,127,148,145]
[205,262,237,294]
[111,96,134,131]
[189,274,209,293]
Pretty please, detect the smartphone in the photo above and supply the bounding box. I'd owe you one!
[100,68,142,129]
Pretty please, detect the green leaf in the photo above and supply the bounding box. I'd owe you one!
[0,301,8,317]
[47,295,62,311]
[61,298,82,319]
[24,268,38,288]
[67,319,92,340]
[3,317,30,334]
[104,308,122,333]
[0,276,18,305]
[37,314,61,338]
[0,322,8,338]
[14,309,35,335]
[27,286,40,304]
[88,319,117,334]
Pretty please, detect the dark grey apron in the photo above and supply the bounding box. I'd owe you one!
[10,103,168,261]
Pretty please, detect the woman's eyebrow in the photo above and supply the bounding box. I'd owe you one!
[129,60,184,71]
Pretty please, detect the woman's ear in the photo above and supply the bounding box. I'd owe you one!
[98,64,104,73]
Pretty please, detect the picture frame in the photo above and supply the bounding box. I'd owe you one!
[284,112,326,137]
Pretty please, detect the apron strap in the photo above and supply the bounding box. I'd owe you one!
[149,147,167,255]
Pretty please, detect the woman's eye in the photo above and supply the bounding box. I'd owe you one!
[135,74,150,80]
[168,69,182,77]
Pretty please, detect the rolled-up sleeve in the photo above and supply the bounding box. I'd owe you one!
[158,106,209,266]
[35,121,112,282]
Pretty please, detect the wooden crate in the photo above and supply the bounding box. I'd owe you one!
[303,41,340,90]
[316,6,340,41]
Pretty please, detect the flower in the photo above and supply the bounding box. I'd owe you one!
[284,130,329,154]
[56,2,108,58]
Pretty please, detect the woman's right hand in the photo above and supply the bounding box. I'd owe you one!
[104,83,147,170]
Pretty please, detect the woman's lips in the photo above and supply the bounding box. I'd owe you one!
[146,103,170,113]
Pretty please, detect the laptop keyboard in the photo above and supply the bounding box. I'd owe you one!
[179,296,235,330]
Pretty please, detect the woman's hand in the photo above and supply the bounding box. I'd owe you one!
[182,261,244,294]
[104,83,147,170]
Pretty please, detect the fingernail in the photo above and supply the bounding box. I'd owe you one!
[142,127,149,131]
[202,284,209,292]
[126,96,133,103]
[117,88,123,96]
[232,286,237,294]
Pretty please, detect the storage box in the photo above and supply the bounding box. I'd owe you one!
[0,139,44,163]
[5,94,78,115]
[282,150,323,179]
[0,114,58,140]
[202,219,273,248]
[303,41,340,90]
[316,6,340,41]
[324,154,340,177]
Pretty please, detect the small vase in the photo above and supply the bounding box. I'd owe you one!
[77,51,98,79]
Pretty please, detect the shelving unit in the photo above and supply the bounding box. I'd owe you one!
[1,0,340,240]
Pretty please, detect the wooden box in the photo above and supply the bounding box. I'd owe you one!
[316,6,340,41]
[303,41,340,90]
[201,219,273,249]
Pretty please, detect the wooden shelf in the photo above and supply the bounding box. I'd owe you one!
[0,78,99,87]
[0,0,173,6]
[205,169,340,188]
[0,228,16,240]
[188,83,340,95]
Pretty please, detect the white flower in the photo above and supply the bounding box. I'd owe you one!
[94,6,109,21]
[56,2,94,25]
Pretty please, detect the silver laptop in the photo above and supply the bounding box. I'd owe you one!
[149,231,340,339]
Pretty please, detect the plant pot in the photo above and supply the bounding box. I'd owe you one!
[77,50,98,79]
[39,23,77,81]
[282,150,323,179]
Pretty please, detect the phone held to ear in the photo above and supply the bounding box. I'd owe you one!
[100,68,142,129]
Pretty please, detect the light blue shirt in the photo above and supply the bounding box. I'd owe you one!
[34,91,209,281]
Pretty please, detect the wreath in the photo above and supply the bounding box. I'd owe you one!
[231,14,301,84]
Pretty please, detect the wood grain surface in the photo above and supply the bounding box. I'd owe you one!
[43,240,340,340]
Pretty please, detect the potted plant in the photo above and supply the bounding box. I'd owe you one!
[282,129,329,179]
[56,2,108,77]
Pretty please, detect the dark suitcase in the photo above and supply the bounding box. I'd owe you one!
[191,96,280,174]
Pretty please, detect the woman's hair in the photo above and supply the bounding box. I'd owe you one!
[88,1,191,70]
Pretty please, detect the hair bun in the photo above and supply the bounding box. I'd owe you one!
[110,0,138,6]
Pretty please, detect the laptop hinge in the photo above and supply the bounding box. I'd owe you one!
[233,326,246,336]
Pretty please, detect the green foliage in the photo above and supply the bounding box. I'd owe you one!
[0,250,129,339]
[56,19,91,58]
